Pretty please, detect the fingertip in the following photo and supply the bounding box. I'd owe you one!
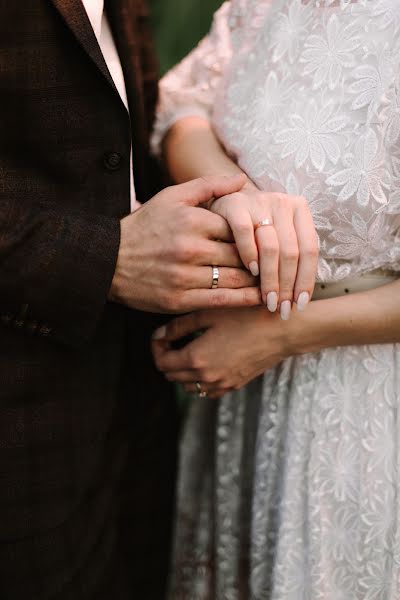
[152,325,166,340]
[280,300,292,321]
[296,291,310,312]
[249,261,260,277]
[266,291,278,313]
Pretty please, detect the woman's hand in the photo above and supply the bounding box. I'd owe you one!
[210,183,319,320]
[152,278,400,399]
[152,307,290,399]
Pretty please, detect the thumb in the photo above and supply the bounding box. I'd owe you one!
[175,174,247,207]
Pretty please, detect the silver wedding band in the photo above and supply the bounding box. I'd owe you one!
[196,381,208,398]
[255,218,274,230]
[211,266,220,289]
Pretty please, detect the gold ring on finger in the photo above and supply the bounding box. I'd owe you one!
[255,218,274,230]
[195,381,208,398]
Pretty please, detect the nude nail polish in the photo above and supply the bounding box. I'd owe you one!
[249,261,259,277]
[280,300,291,321]
[297,291,310,312]
[266,291,278,313]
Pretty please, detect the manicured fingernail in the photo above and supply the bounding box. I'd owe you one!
[249,261,259,277]
[297,292,310,312]
[266,291,278,313]
[152,325,166,340]
[280,300,291,321]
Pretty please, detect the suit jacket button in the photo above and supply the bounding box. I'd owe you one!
[39,325,52,336]
[104,152,122,171]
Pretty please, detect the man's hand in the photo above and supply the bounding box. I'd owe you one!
[109,175,262,313]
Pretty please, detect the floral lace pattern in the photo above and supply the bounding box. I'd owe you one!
[153,0,400,282]
[153,1,400,598]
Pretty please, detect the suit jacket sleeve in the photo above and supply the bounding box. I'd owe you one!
[0,199,121,347]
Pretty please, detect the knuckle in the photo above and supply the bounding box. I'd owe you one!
[171,238,187,261]
[178,209,197,231]
[232,219,250,235]
[282,246,299,263]
[280,193,291,207]
[224,192,241,206]
[198,177,213,196]
[296,195,308,207]
[173,237,195,262]
[279,275,295,289]
[302,244,319,260]
[275,193,290,206]
[227,269,246,288]
[242,287,260,306]
[279,285,294,301]
[220,380,233,391]
[261,242,279,259]
[160,185,173,198]
[168,265,185,288]
[158,289,172,311]
[210,291,229,308]
[280,292,294,302]
[199,370,216,384]
[162,291,181,313]
[187,348,204,370]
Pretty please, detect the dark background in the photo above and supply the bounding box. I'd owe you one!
[150,0,223,74]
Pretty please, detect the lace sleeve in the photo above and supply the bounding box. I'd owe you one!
[151,1,233,156]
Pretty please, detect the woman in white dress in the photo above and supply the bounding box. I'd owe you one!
[151,1,400,598]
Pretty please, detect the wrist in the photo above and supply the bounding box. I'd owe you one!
[256,307,296,363]
[285,293,370,357]
[284,299,334,357]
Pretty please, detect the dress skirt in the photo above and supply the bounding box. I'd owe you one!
[170,343,400,600]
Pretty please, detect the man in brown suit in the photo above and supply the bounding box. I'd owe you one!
[0,1,259,599]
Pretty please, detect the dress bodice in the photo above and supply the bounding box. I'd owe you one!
[153,0,400,281]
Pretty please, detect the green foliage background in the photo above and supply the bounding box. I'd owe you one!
[150,0,223,74]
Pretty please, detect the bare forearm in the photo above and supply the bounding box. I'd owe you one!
[164,116,246,183]
[288,280,400,356]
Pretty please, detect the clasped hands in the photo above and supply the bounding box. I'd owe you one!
[110,173,318,396]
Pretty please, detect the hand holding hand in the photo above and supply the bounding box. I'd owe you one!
[152,307,290,398]
[210,183,319,319]
[109,175,262,313]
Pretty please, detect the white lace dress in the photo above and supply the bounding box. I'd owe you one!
[153,1,400,598]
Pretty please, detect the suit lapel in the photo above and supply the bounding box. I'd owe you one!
[50,0,119,96]
[106,0,151,198]
[106,0,145,129]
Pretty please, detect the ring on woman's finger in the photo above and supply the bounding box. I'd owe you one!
[196,381,208,398]
[255,218,274,230]
[211,266,220,289]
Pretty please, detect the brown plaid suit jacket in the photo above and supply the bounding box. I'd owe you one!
[0,2,178,598]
